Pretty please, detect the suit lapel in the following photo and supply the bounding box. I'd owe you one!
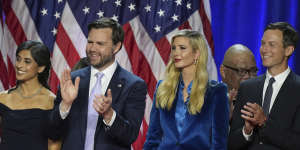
[269,72,293,116]
[78,67,92,142]
[258,75,266,106]
[107,65,125,105]
[95,65,125,133]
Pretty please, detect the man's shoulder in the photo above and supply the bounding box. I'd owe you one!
[71,66,90,78]
[241,75,264,86]
[117,66,145,83]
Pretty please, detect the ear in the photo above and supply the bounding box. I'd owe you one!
[220,65,226,79]
[38,66,46,74]
[194,50,200,60]
[113,42,122,55]
[285,46,294,57]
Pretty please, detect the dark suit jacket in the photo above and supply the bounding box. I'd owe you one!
[228,71,300,150]
[144,80,229,150]
[50,65,147,150]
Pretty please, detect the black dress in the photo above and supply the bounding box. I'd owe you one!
[0,103,52,150]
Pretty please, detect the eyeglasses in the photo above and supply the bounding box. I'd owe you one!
[223,64,258,77]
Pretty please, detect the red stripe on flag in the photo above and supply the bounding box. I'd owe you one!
[7,56,16,87]
[0,51,9,90]
[199,0,214,55]
[122,23,157,99]
[49,68,59,94]
[154,37,171,65]
[178,21,192,30]
[133,119,149,150]
[2,0,27,45]
[56,23,81,68]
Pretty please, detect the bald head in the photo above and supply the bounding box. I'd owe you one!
[223,44,255,66]
[220,44,257,90]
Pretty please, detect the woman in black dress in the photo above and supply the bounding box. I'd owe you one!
[0,41,59,150]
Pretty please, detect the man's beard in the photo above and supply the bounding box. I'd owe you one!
[87,53,114,69]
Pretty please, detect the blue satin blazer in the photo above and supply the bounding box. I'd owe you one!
[144,80,229,150]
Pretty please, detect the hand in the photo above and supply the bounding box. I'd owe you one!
[93,89,114,124]
[60,69,80,110]
[241,102,267,127]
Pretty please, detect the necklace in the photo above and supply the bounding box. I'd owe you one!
[17,86,43,99]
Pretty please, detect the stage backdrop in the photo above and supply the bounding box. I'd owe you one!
[210,0,300,77]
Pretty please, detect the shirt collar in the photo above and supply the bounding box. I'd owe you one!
[90,60,117,78]
[266,67,290,84]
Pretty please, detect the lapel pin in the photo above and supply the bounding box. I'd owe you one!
[117,84,122,88]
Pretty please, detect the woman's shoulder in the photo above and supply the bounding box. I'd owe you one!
[0,90,11,104]
[45,89,56,99]
[0,90,9,97]
[40,88,56,109]
[206,80,227,95]
[208,80,227,89]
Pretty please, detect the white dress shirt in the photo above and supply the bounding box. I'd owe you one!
[60,60,118,126]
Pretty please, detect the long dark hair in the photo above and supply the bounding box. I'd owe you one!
[13,40,51,90]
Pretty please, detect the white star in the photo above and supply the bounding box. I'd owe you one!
[175,0,182,6]
[41,8,48,16]
[171,14,179,22]
[186,3,191,9]
[154,25,161,32]
[97,10,104,18]
[157,9,165,17]
[54,11,61,19]
[128,3,136,11]
[51,28,57,35]
[111,15,119,21]
[115,0,121,7]
[58,0,63,3]
[102,0,108,2]
[82,6,90,14]
[144,4,151,12]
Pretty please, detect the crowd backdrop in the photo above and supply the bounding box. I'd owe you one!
[0,0,299,150]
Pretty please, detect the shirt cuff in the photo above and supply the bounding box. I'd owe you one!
[242,126,253,141]
[59,102,71,120]
[103,110,116,126]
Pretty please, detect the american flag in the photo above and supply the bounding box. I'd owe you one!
[0,0,217,149]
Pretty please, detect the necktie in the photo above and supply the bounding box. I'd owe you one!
[262,77,275,117]
[85,72,104,150]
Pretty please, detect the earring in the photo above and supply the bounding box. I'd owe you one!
[194,59,198,65]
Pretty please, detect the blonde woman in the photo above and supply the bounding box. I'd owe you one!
[144,30,229,150]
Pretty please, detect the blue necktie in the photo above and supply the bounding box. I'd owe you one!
[263,77,275,117]
[85,72,104,150]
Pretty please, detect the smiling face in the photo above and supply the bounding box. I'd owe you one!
[260,29,293,75]
[86,28,121,71]
[15,50,42,82]
[171,36,199,72]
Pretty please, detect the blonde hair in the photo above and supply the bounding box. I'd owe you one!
[156,30,208,115]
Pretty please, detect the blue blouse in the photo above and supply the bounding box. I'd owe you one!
[175,78,192,134]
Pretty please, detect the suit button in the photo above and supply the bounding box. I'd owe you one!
[259,141,263,144]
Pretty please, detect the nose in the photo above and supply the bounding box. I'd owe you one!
[87,43,96,51]
[260,44,270,53]
[172,47,180,55]
[15,62,24,71]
